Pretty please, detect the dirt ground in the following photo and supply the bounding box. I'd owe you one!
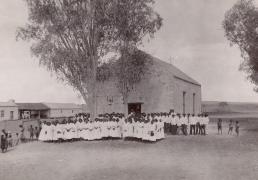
[1,120,258,180]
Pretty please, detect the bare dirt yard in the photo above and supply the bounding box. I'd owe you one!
[1,119,258,180]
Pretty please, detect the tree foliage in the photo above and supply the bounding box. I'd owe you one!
[17,0,162,115]
[223,0,258,91]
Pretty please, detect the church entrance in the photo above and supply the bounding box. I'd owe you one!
[128,103,142,115]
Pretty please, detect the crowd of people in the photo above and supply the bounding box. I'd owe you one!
[1,129,19,153]
[38,112,165,143]
[1,110,244,153]
[164,113,210,135]
[38,112,210,143]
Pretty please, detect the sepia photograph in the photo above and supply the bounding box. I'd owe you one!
[0,0,258,180]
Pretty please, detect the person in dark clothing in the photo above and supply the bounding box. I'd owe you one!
[19,125,25,143]
[28,125,34,141]
[217,119,222,135]
[1,129,8,153]
[228,119,233,135]
[235,121,239,136]
[34,127,39,140]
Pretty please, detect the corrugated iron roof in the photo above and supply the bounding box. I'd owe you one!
[17,103,49,110]
[43,103,82,110]
[0,102,18,107]
[146,52,201,86]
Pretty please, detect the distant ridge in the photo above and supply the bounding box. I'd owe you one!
[202,101,258,113]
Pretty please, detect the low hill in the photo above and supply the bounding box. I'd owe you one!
[202,101,258,113]
[202,101,258,118]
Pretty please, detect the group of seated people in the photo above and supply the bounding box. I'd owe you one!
[38,112,210,143]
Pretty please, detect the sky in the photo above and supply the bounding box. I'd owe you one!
[0,0,258,103]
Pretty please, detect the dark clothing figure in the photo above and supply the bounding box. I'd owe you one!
[20,126,25,142]
[182,124,187,136]
[195,122,200,135]
[235,121,239,136]
[1,130,8,153]
[228,120,233,135]
[190,125,195,135]
[34,127,39,139]
[201,125,206,135]
[217,119,222,135]
[28,126,34,140]
[7,133,13,148]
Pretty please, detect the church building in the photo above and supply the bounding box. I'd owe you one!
[94,53,202,115]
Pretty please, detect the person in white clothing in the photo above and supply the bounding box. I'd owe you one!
[181,114,187,136]
[170,114,176,135]
[204,114,210,135]
[38,122,47,141]
[175,114,181,135]
[189,114,196,135]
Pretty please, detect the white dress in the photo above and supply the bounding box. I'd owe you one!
[161,121,165,139]
[148,123,156,142]
[81,122,88,140]
[115,121,121,138]
[111,121,115,138]
[84,122,90,140]
[70,123,77,139]
[123,122,128,138]
[128,122,134,138]
[55,124,63,140]
[52,124,59,141]
[42,125,52,141]
[75,121,82,139]
[38,124,47,141]
[102,121,107,138]
[142,122,149,141]
[64,123,71,140]
[107,121,112,137]
[61,124,67,140]
[134,122,138,138]
[95,122,101,140]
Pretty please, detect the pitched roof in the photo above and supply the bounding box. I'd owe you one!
[147,53,201,86]
[99,50,201,86]
[0,102,18,107]
[43,103,82,110]
[17,103,49,110]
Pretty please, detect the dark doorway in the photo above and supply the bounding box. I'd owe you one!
[128,103,142,115]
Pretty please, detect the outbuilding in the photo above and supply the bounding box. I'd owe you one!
[0,100,19,121]
[42,103,82,118]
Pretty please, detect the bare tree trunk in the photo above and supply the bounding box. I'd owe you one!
[92,55,97,120]
[123,95,128,116]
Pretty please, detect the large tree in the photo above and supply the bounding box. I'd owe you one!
[17,0,162,117]
[223,0,258,91]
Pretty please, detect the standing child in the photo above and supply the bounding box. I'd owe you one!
[217,119,222,135]
[34,127,39,140]
[28,125,34,141]
[1,129,8,153]
[228,119,233,135]
[235,121,239,136]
